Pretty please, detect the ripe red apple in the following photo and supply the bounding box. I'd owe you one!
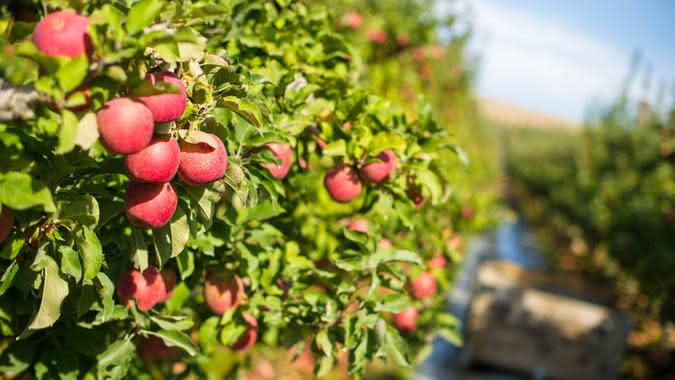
[97,98,154,154]
[232,314,258,350]
[393,306,419,333]
[461,206,474,221]
[360,149,396,183]
[136,72,187,123]
[125,182,178,229]
[428,255,447,269]
[159,267,177,303]
[324,164,363,203]
[396,34,410,48]
[289,343,315,373]
[204,273,244,315]
[342,121,352,131]
[0,206,14,244]
[33,11,91,58]
[430,44,445,59]
[344,12,363,29]
[125,138,180,183]
[259,143,292,179]
[410,272,436,300]
[178,132,228,186]
[449,234,463,252]
[117,266,166,311]
[138,336,178,363]
[413,47,425,62]
[367,29,388,44]
[346,218,368,234]
[378,238,393,249]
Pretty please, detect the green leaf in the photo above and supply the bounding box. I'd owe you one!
[59,194,99,228]
[75,112,99,150]
[374,293,411,313]
[437,327,462,346]
[0,172,56,212]
[59,246,82,282]
[416,168,443,203]
[131,227,148,272]
[237,200,285,224]
[0,235,24,261]
[97,338,135,379]
[383,322,410,367]
[322,140,346,156]
[198,316,220,354]
[35,349,79,380]
[219,96,264,130]
[164,282,190,313]
[379,250,424,266]
[57,110,78,154]
[152,207,189,267]
[126,0,163,35]
[26,257,69,330]
[146,329,198,356]
[176,250,194,279]
[77,226,103,281]
[0,260,19,296]
[369,133,406,153]
[169,207,189,258]
[56,55,88,93]
[0,340,37,375]
[150,314,193,331]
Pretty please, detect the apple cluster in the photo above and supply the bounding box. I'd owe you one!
[32,11,232,230]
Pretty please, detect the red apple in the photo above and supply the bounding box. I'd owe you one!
[342,121,352,131]
[461,206,475,221]
[125,137,180,183]
[413,47,425,62]
[324,164,362,203]
[203,273,244,315]
[367,29,388,44]
[138,336,178,363]
[97,98,154,154]
[428,255,447,269]
[430,44,445,59]
[259,143,292,179]
[289,343,315,373]
[232,314,258,350]
[0,206,14,244]
[178,132,228,186]
[449,234,463,252]
[125,182,178,229]
[159,267,177,303]
[378,238,393,249]
[117,266,166,311]
[346,218,368,234]
[360,149,396,183]
[136,72,187,123]
[393,306,419,333]
[411,272,436,300]
[33,11,91,58]
[396,34,410,48]
[344,12,363,29]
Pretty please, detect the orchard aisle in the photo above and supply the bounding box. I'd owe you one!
[415,219,543,380]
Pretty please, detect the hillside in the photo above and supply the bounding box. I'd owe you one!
[478,96,581,130]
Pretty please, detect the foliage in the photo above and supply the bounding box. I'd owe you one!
[0,0,477,379]
[506,102,675,379]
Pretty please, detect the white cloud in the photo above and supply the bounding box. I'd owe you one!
[458,0,631,121]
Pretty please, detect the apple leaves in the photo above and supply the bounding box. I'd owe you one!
[25,258,68,331]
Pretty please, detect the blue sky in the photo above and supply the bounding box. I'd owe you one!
[445,0,675,122]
